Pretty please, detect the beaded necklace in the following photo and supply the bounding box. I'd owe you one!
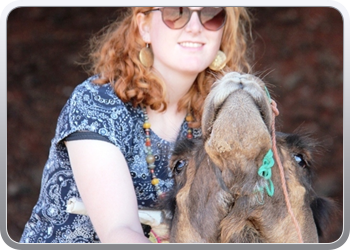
[142,107,193,198]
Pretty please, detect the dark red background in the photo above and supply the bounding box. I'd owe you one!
[7,7,343,243]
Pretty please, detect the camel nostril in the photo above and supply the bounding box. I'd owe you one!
[231,76,241,84]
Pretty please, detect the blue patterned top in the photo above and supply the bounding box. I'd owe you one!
[19,76,201,243]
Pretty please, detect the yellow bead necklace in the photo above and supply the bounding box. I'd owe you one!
[142,107,193,198]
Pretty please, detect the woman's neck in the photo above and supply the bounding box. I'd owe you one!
[153,65,198,107]
[146,105,187,142]
[147,66,198,142]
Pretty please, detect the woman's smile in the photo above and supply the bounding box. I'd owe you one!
[178,42,204,48]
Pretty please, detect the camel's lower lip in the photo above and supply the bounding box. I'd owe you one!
[203,92,270,141]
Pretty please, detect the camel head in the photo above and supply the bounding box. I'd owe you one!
[163,72,334,243]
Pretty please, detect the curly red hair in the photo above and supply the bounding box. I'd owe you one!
[86,7,252,127]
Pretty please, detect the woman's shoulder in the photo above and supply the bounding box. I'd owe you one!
[54,75,143,146]
[73,75,123,105]
[66,75,144,119]
[69,75,140,114]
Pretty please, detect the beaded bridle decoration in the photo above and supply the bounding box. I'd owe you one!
[142,107,193,198]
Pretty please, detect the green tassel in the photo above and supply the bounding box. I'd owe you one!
[257,149,275,197]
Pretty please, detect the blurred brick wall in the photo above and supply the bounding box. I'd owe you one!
[7,7,343,243]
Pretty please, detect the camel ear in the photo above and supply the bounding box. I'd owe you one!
[310,196,337,237]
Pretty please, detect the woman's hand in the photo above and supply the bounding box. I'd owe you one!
[65,139,151,243]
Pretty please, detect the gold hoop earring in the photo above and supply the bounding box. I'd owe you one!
[209,50,226,71]
[139,43,154,68]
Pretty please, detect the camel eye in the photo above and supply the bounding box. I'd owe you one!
[294,154,307,168]
[174,160,187,174]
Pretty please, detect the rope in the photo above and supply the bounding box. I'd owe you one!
[270,100,304,243]
[150,229,162,243]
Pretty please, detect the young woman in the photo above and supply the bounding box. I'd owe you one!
[20,7,252,243]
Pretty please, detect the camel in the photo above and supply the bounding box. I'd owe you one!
[163,71,334,243]
[66,72,334,243]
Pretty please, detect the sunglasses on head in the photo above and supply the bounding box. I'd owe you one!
[143,7,227,31]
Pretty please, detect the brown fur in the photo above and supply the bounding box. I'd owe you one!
[163,72,334,243]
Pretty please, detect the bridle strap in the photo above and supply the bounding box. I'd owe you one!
[271,100,304,243]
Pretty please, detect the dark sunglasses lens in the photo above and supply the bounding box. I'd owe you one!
[162,7,190,29]
[201,7,226,31]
